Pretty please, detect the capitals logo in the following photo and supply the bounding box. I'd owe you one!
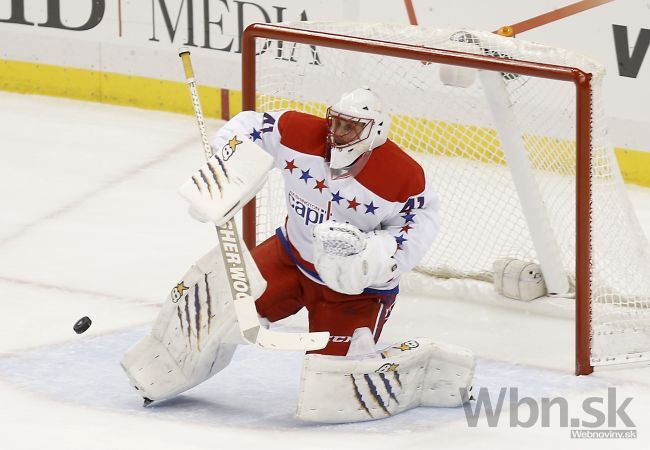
[288,191,331,226]
[393,340,419,351]
[171,281,189,303]
[375,362,399,373]
[221,136,242,161]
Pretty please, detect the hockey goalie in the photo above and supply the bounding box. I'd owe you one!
[121,87,475,423]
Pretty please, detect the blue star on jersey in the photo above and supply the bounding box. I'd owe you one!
[331,191,344,204]
[402,212,416,223]
[364,201,379,214]
[249,129,262,141]
[300,169,313,183]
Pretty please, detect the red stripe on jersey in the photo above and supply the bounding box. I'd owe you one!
[278,111,329,157]
[354,140,426,203]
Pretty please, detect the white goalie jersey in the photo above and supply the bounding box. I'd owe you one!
[211,110,440,290]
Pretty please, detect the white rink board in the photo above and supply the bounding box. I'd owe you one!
[0,1,649,152]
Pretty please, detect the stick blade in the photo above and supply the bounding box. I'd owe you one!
[256,329,330,351]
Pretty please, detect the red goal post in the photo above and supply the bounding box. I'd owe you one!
[240,22,596,375]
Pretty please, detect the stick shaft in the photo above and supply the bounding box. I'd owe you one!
[178,47,260,343]
[179,50,213,162]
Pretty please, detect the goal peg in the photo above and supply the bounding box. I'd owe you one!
[496,25,515,38]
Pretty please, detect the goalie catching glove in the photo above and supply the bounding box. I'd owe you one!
[313,221,398,295]
[179,135,274,225]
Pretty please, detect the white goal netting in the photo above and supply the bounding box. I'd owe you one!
[248,22,650,367]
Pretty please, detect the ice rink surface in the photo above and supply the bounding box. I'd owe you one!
[0,91,649,449]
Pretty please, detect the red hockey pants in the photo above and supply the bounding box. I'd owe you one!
[251,232,398,356]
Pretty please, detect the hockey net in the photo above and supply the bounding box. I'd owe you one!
[241,22,650,373]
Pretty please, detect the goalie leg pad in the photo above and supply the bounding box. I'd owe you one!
[120,245,267,402]
[296,338,475,423]
[120,333,237,402]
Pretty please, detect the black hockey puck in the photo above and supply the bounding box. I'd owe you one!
[73,316,92,334]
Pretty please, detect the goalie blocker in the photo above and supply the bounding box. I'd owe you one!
[178,134,274,226]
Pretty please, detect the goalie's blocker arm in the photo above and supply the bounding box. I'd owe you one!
[178,135,274,226]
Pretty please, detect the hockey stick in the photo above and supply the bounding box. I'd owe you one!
[178,47,329,351]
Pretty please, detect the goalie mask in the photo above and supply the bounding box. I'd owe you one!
[326,87,389,180]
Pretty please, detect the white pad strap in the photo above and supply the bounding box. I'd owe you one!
[296,338,475,423]
[178,135,274,225]
[120,246,267,402]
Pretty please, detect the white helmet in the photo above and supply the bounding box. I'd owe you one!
[326,87,389,179]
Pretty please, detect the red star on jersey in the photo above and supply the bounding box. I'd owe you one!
[313,179,327,193]
[284,159,298,173]
[400,224,413,234]
[347,197,360,210]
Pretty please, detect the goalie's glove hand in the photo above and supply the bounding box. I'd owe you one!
[313,221,398,295]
